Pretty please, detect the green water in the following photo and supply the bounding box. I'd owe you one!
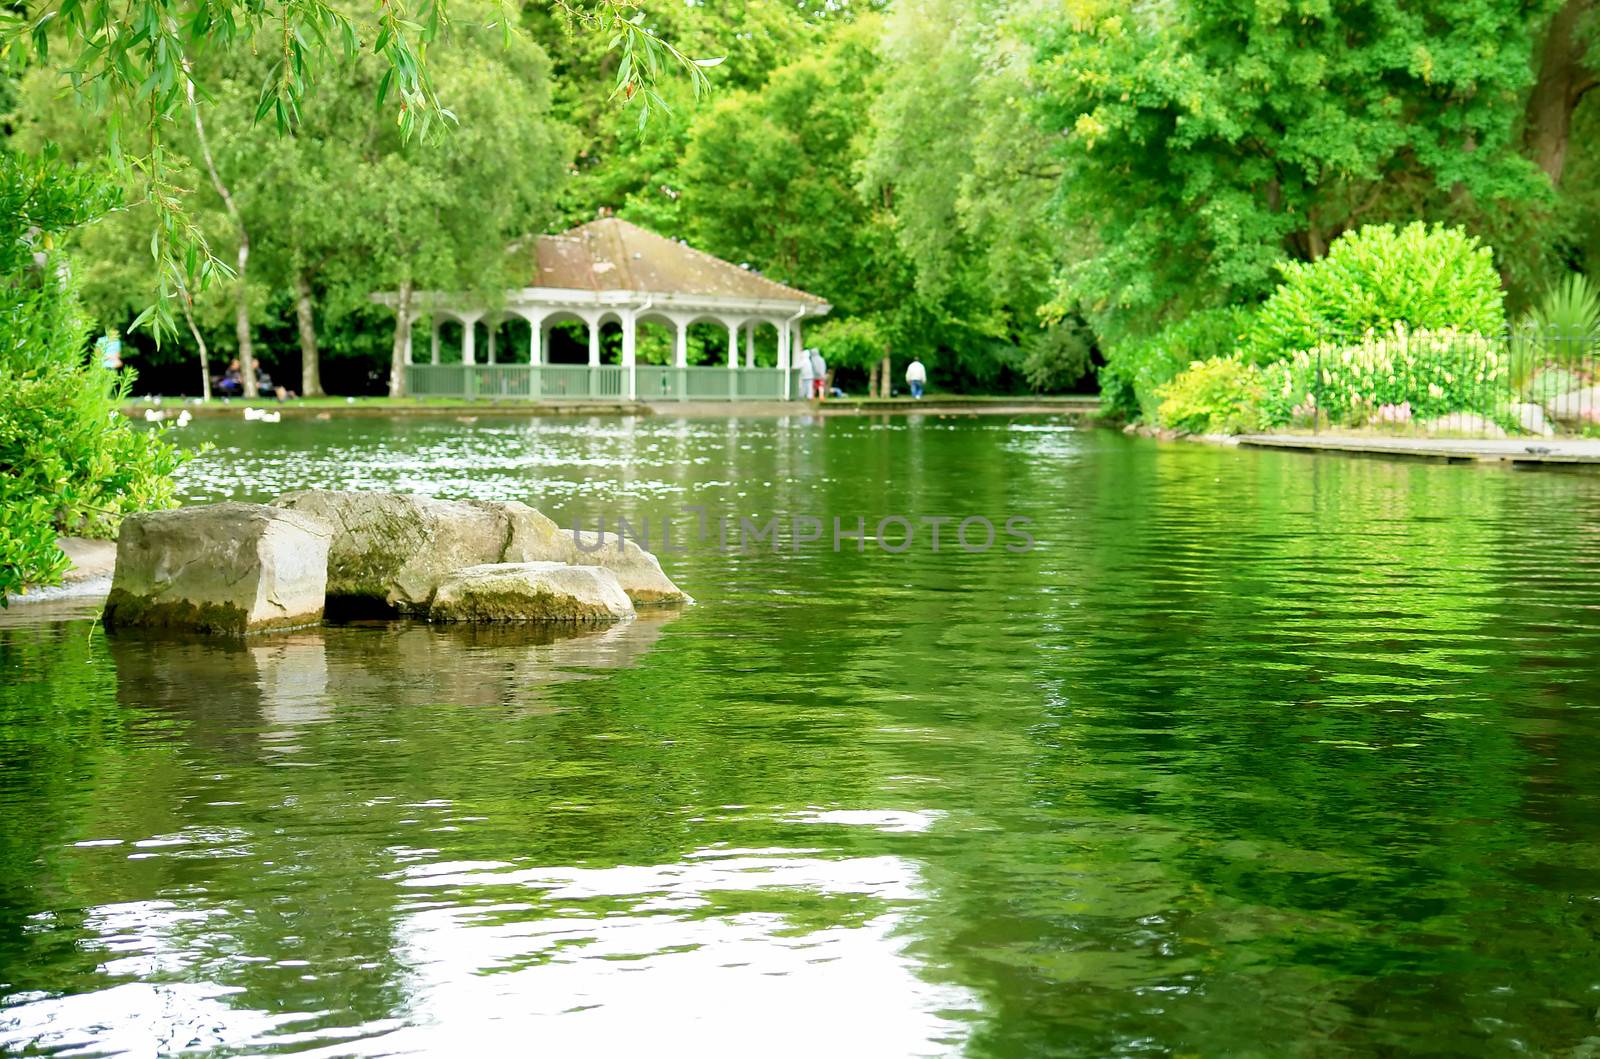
[5,414,1600,1056]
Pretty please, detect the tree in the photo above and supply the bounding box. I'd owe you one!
[527,0,832,231]
[1523,0,1599,188]
[861,0,1057,333]
[1030,0,1554,338]
[5,0,710,334]
[858,0,1091,391]
[675,18,932,391]
[206,5,571,398]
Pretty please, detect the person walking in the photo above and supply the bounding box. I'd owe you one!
[905,356,927,399]
[809,347,828,399]
[797,346,817,400]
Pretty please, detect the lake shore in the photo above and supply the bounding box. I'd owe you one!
[123,394,1102,419]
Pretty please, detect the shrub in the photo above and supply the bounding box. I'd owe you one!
[1242,223,1506,364]
[1099,307,1250,421]
[1256,327,1508,428]
[0,150,194,602]
[1155,356,1265,434]
[1020,319,1095,393]
[1512,272,1600,371]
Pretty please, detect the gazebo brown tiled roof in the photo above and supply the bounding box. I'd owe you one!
[532,218,827,306]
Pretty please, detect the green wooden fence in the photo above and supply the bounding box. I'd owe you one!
[406,364,798,401]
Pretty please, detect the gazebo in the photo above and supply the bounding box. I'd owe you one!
[376,218,831,401]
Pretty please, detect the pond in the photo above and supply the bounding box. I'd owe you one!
[5,413,1600,1056]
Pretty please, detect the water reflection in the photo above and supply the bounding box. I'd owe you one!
[6,420,1600,1056]
[102,613,681,723]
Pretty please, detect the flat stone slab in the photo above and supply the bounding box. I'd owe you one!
[547,528,689,606]
[429,562,635,623]
[57,537,117,583]
[103,503,331,635]
[1236,433,1600,465]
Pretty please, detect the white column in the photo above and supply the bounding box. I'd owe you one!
[587,317,601,366]
[745,323,755,368]
[777,321,790,372]
[486,318,497,364]
[674,318,688,368]
[431,318,440,364]
[529,315,543,365]
[726,320,738,369]
[622,312,638,400]
[793,318,805,400]
[462,315,478,366]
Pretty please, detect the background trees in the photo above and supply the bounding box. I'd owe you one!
[0,0,692,597]
[8,0,1600,401]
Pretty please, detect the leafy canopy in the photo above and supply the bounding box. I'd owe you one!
[1031,0,1550,332]
[3,0,714,335]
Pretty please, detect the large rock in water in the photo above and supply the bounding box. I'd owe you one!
[430,562,635,623]
[103,503,330,635]
[518,519,689,606]
[272,490,687,613]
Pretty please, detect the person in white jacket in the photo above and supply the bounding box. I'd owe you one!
[905,357,927,399]
[809,348,827,399]
[797,346,816,400]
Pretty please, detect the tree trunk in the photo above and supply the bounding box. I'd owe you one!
[294,269,324,397]
[181,293,211,401]
[867,359,879,399]
[188,70,257,397]
[1525,0,1597,187]
[234,274,256,398]
[879,353,892,397]
[389,278,414,399]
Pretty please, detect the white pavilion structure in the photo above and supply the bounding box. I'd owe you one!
[376,218,831,401]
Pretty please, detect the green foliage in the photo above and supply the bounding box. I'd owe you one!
[860,0,1058,340]
[0,150,194,601]
[1031,0,1548,326]
[1020,320,1094,393]
[1156,327,1514,434]
[1524,272,1600,361]
[674,17,939,377]
[811,316,890,370]
[538,0,823,230]
[1241,224,1507,364]
[15,2,575,396]
[1099,307,1249,421]
[1257,328,1509,429]
[3,0,708,336]
[1155,356,1264,435]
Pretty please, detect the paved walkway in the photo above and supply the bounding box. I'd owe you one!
[1237,433,1600,465]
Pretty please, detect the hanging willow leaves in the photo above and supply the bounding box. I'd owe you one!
[0,0,719,338]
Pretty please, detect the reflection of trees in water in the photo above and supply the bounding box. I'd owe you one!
[9,423,1600,1054]
[0,613,683,1037]
[915,438,1600,1056]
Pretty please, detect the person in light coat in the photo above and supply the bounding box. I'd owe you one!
[905,356,927,399]
[809,348,828,399]
[797,346,816,400]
